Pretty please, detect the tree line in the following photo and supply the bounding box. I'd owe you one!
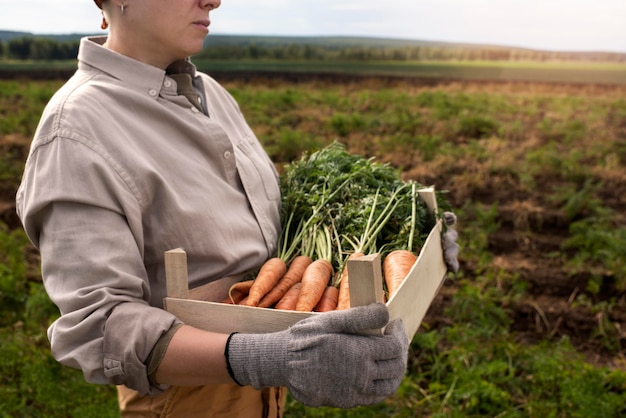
[0,36,79,60]
[196,44,626,63]
[1,35,625,63]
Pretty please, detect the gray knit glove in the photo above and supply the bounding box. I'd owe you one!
[225,303,408,408]
[442,211,460,273]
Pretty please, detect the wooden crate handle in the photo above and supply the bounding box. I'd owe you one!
[417,186,438,215]
[347,253,385,306]
[165,248,189,299]
[347,253,385,335]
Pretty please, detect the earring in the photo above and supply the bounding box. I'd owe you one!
[121,4,125,14]
[101,17,109,30]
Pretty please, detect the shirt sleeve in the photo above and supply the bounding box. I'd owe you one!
[17,135,181,396]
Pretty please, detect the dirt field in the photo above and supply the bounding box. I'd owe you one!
[2,72,624,373]
[392,79,626,370]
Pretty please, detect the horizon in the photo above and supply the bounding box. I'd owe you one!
[0,1,625,54]
[1,29,625,56]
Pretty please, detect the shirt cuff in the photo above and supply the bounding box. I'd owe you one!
[146,323,184,387]
[103,302,182,396]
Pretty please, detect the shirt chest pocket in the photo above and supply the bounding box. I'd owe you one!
[234,138,280,202]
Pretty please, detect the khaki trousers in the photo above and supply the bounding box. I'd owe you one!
[117,384,287,418]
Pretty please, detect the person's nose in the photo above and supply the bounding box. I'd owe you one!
[203,0,221,10]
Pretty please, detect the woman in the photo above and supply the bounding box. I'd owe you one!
[16,0,424,416]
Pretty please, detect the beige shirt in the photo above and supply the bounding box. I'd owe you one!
[16,37,281,395]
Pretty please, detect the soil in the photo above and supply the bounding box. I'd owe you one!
[420,136,626,370]
[2,71,624,371]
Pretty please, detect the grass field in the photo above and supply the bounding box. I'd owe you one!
[1,73,625,417]
[199,59,626,85]
[2,59,626,85]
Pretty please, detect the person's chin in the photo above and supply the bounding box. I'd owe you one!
[182,42,205,58]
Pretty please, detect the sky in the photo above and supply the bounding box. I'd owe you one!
[1,0,625,53]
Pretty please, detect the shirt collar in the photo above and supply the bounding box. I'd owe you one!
[77,36,198,99]
[166,58,197,77]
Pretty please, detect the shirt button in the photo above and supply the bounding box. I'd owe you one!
[223,151,232,159]
[164,80,172,88]
[148,89,158,97]
[191,107,199,113]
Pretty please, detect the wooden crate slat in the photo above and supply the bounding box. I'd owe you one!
[387,219,446,339]
[164,297,315,334]
[164,248,189,299]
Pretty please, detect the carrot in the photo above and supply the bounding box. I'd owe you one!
[221,279,254,304]
[295,259,334,312]
[314,286,339,312]
[258,255,312,308]
[383,249,417,297]
[336,251,365,310]
[274,283,302,310]
[245,257,287,307]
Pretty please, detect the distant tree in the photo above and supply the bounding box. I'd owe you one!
[55,41,79,60]
[7,36,31,59]
[302,45,315,60]
[29,38,54,60]
[248,44,261,59]
[408,46,421,60]
[271,47,286,60]
[289,44,303,59]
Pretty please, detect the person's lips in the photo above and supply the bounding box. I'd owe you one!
[193,19,210,31]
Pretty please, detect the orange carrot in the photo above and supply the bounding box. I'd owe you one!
[258,255,312,308]
[383,250,417,297]
[245,257,287,307]
[336,252,365,310]
[222,279,254,304]
[314,286,339,312]
[295,259,334,312]
[275,283,302,311]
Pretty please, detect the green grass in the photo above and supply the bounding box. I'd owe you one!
[0,225,119,417]
[0,80,59,136]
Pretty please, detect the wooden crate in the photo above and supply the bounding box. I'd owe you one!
[163,187,448,340]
